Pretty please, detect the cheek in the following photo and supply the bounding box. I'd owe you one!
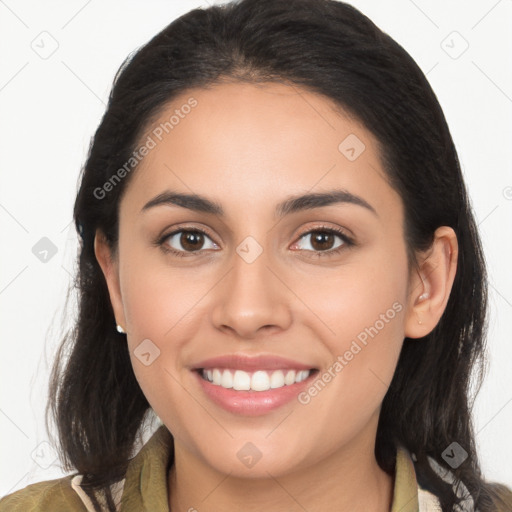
[309,248,407,342]
[306,247,408,398]
[117,252,197,395]
[119,247,203,340]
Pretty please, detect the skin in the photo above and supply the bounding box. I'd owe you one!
[95,81,458,512]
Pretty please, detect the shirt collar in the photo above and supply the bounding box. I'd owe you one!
[120,424,174,511]
[73,424,442,512]
[391,444,420,512]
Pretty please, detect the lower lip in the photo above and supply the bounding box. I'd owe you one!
[193,370,318,416]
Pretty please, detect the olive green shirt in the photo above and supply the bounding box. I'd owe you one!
[0,424,509,511]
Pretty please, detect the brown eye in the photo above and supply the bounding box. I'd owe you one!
[289,225,355,259]
[179,231,205,251]
[309,231,337,251]
[294,229,348,253]
[161,229,219,255]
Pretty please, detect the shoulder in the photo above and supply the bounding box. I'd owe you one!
[489,481,512,512]
[0,474,87,512]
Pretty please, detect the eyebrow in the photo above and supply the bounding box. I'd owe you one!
[141,188,378,218]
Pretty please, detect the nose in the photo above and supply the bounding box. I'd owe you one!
[210,242,293,340]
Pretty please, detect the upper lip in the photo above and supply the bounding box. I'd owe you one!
[191,354,317,372]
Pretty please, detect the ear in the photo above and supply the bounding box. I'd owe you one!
[404,226,458,339]
[94,229,127,333]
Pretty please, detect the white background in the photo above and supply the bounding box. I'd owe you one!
[1,0,511,497]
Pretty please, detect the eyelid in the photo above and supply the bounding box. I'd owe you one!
[158,222,218,243]
[156,222,355,257]
[293,222,354,242]
[156,223,219,255]
[291,224,354,252]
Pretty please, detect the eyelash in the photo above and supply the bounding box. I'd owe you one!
[155,225,354,259]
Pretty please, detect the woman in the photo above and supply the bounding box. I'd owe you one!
[1,0,510,510]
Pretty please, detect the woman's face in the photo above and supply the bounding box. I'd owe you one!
[97,81,430,477]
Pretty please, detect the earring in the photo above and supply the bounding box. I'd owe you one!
[116,324,126,334]
[417,292,428,324]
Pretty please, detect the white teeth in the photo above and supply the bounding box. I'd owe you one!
[270,370,285,389]
[212,369,222,385]
[251,371,270,391]
[221,369,233,388]
[201,368,312,391]
[233,370,251,390]
[296,370,309,382]
[284,370,296,385]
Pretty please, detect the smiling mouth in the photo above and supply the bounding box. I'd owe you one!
[196,367,319,392]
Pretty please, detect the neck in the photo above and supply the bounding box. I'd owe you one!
[168,425,394,512]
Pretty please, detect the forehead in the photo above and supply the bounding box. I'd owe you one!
[121,81,400,221]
